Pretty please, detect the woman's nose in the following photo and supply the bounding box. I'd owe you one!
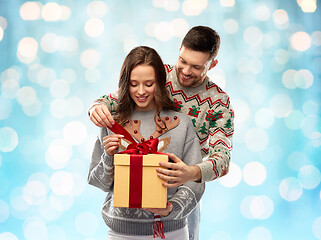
[138,85,145,94]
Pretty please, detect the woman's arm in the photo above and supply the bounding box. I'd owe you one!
[87,127,116,192]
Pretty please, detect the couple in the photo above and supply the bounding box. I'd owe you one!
[88,26,234,240]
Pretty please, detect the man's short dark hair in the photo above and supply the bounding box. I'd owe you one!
[182,26,220,59]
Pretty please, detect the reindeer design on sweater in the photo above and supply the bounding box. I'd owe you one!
[119,116,180,152]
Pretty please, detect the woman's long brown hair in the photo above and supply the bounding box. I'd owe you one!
[114,46,174,127]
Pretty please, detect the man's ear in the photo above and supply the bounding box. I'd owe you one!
[209,59,218,70]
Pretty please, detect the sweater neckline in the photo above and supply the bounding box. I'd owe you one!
[132,109,156,118]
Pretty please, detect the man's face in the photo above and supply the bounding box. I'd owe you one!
[176,46,216,88]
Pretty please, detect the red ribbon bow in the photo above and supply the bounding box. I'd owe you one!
[121,138,159,155]
[108,121,161,155]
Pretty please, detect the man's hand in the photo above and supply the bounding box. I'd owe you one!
[144,202,173,217]
[102,134,124,155]
[157,153,202,188]
[89,104,115,128]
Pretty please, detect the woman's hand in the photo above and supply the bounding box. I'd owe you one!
[144,202,173,217]
[103,134,124,155]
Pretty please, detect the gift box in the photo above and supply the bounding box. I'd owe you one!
[114,153,168,209]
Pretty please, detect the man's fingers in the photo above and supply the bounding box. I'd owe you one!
[157,172,180,182]
[158,161,181,170]
[156,167,181,177]
[164,153,182,163]
[158,162,173,169]
[101,107,115,125]
[90,114,104,128]
[162,181,181,188]
[95,109,112,128]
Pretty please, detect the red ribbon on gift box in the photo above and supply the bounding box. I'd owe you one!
[108,122,166,238]
[108,122,161,208]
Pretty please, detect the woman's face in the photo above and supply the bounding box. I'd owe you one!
[129,64,157,111]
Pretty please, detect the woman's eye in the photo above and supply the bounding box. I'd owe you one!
[146,83,154,87]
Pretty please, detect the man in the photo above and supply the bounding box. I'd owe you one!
[89,26,234,240]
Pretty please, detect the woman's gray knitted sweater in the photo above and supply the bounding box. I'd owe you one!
[88,110,205,236]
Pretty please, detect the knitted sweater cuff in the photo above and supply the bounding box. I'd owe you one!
[197,160,218,183]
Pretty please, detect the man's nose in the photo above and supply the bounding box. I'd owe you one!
[182,65,192,75]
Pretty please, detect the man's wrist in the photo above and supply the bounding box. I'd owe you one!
[190,165,202,182]
[88,103,100,116]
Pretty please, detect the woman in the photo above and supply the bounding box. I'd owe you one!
[88,46,204,239]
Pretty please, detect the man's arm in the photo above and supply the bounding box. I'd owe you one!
[197,102,234,182]
[88,94,118,127]
[157,101,234,185]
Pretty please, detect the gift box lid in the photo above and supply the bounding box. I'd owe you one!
[114,154,168,167]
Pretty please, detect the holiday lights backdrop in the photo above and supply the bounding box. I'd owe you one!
[0,0,320,239]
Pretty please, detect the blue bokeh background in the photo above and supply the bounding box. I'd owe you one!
[0,0,320,239]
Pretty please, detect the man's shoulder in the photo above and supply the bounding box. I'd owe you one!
[164,64,174,74]
[206,77,230,98]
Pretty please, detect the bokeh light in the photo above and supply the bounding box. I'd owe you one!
[80,49,101,68]
[312,217,321,239]
[248,226,272,240]
[85,18,105,37]
[245,128,269,152]
[244,26,263,46]
[219,162,242,187]
[0,127,19,152]
[298,165,321,189]
[243,162,267,186]
[23,218,48,240]
[0,233,18,240]
[182,0,208,16]
[46,139,72,169]
[87,1,108,18]
[290,31,312,51]
[50,171,74,195]
[300,0,317,12]
[75,212,99,236]
[269,93,293,118]
[17,37,38,63]
[224,19,239,34]
[273,9,289,29]
[279,177,303,201]
[20,2,42,20]
[255,4,271,21]
[0,27,4,41]
[0,199,10,223]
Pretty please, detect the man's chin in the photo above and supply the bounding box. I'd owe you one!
[178,77,192,87]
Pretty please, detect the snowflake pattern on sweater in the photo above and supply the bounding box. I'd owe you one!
[94,64,234,182]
